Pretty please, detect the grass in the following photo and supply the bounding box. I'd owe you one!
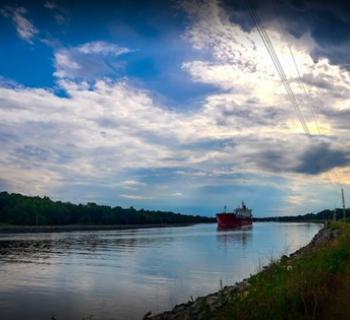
[215,221,350,320]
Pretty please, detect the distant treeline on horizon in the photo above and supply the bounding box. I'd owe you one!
[1,191,348,226]
[255,208,350,222]
[0,191,215,226]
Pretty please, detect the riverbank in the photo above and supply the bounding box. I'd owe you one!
[0,223,196,233]
[147,221,350,320]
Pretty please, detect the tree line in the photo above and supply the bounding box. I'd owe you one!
[0,191,215,226]
[254,208,350,222]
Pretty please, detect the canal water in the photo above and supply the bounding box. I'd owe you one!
[0,222,322,320]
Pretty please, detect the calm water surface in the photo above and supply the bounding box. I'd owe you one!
[0,222,322,320]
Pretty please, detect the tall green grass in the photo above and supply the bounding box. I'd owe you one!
[216,222,350,320]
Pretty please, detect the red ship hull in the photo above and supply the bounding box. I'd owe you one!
[216,213,252,229]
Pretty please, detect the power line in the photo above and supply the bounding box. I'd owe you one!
[247,1,344,210]
[288,45,322,135]
[287,44,343,189]
[247,5,311,135]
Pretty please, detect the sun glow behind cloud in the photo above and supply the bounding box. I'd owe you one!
[0,0,349,216]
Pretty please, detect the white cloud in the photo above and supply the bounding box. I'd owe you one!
[1,6,38,43]
[77,41,132,56]
[0,73,347,211]
[54,41,132,80]
[180,0,350,136]
[54,51,81,78]
[177,0,350,210]
[122,180,147,190]
[120,194,154,200]
[0,0,349,214]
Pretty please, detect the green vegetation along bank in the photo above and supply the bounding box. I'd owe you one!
[255,208,350,222]
[148,221,350,320]
[0,191,215,227]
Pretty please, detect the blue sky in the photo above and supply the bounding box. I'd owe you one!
[0,0,349,216]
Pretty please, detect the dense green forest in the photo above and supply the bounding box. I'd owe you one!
[1,191,347,226]
[0,192,215,226]
[255,208,350,222]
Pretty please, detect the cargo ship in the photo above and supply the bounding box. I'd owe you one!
[216,201,253,229]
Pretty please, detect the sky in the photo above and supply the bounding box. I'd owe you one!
[0,0,349,217]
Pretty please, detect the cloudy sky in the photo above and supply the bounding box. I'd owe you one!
[0,0,349,216]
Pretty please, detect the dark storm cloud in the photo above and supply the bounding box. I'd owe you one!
[222,0,350,68]
[252,139,349,175]
[294,142,349,174]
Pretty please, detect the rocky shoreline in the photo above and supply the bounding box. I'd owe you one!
[145,224,337,320]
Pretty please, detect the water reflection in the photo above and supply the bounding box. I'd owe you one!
[0,223,322,320]
[216,226,253,249]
